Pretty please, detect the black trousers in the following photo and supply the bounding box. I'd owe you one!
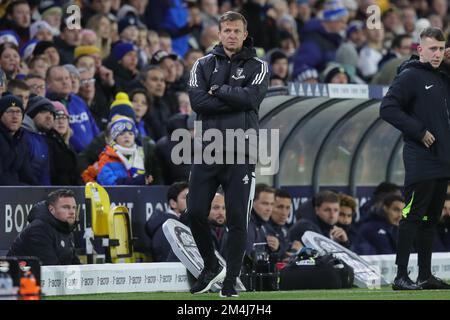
[396,178,448,276]
[187,162,256,279]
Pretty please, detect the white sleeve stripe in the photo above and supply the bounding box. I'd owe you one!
[251,59,268,85]
[189,54,213,88]
[189,59,200,87]
[251,61,264,85]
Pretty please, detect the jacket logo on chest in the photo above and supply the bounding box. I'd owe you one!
[232,68,245,80]
[61,240,66,247]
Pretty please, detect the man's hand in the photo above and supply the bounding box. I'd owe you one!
[266,235,280,252]
[99,66,115,87]
[145,175,154,185]
[330,226,348,243]
[422,130,435,148]
[445,48,450,61]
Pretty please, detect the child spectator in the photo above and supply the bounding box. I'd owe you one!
[96,115,152,186]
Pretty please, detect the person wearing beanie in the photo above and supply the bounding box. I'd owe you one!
[46,100,82,186]
[109,92,136,122]
[93,115,152,186]
[22,94,56,185]
[322,63,350,83]
[0,30,20,47]
[39,0,63,37]
[74,46,101,60]
[0,92,37,185]
[33,41,60,66]
[111,42,139,90]
[118,14,140,44]
[292,0,348,79]
[30,21,53,42]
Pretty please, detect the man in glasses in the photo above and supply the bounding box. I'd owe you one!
[0,93,37,185]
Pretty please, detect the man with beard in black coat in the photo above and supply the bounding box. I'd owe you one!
[8,189,80,265]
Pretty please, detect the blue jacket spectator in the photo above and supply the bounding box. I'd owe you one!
[292,1,348,79]
[46,66,100,153]
[0,93,37,185]
[355,194,404,255]
[22,95,56,185]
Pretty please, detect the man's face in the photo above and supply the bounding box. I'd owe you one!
[44,47,60,66]
[315,202,340,225]
[47,67,72,97]
[10,3,31,28]
[61,28,81,47]
[208,194,226,225]
[160,58,177,83]
[76,56,96,75]
[272,59,289,79]
[79,70,96,102]
[120,51,138,72]
[11,88,30,109]
[271,196,291,226]
[49,196,77,226]
[34,110,55,132]
[398,37,413,56]
[383,200,404,226]
[338,205,353,226]
[25,78,46,97]
[441,200,450,220]
[418,36,445,68]
[144,69,165,97]
[218,20,248,53]
[172,188,188,214]
[1,106,23,133]
[253,191,275,221]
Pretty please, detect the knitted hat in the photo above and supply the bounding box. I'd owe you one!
[52,100,69,117]
[20,39,39,61]
[118,14,140,34]
[112,42,137,61]
[26,95,56,118]
[110,116,137,140]
[346,20,364,38]
[109,92,136,122]
[296,68,319,82]
[0,30,19,46]
[0,92,24,118]
[33,41,57,56]
[74,45,101,59]
[30,21,53,39]
[323,65,349,83]
[39,0,62,16]
[321,0,348,21]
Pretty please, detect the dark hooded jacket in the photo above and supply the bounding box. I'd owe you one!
[7,201,80,265]
[188,38,269,157]
[380,56,450,186]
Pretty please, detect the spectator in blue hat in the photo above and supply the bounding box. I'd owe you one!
[0,30,20,47]
[294,0,312,32]
[112,42,139,90]
[118,14,140,44]
[292,0,349,79]
[30,21,54,42]
[335,20,366,77]
[22,95,56,185]
[0,93,37,185]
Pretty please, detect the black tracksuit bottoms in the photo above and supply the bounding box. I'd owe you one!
[187,162,256,280]
[396,178,448,278]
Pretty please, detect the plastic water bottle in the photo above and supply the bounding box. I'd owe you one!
[0,270,17,300]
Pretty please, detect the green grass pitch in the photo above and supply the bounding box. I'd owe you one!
[43,286,450,300]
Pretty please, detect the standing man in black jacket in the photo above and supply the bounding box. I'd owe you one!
[187,11,269,297]
[380,27,450,290]
[8,189,80,265]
